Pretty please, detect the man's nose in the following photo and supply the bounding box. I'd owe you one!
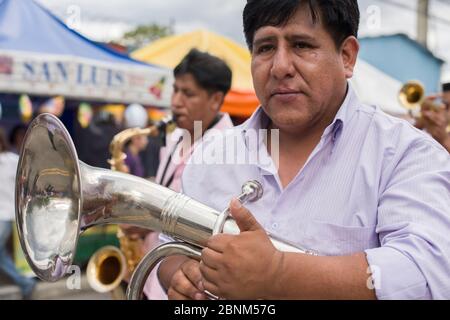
[171,91,184,108]
[270,46,295,80]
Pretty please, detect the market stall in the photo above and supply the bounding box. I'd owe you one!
[0,0,174,272]
[0,0,173,109]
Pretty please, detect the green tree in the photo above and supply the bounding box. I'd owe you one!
[120,23,174,50]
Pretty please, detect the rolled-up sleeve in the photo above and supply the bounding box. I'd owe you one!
[365,139,450,299]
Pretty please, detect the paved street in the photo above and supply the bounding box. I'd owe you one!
[0,272,111,300]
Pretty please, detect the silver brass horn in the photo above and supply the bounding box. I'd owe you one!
[16,113,310,299]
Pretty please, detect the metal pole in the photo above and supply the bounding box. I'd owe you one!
[417,0,429,48]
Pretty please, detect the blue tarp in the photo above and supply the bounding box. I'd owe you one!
[0,0,151,67]
[0,0,174,107]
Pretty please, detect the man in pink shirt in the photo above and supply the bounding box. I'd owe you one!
[125,49,234,299]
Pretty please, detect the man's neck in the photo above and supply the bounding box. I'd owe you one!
[275,84,348,151]
[266,86,348,188]
[268,107,337,154]
[187,113,221,145]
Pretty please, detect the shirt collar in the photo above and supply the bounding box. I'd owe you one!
[327,82,360,140]
[237,108,278,175]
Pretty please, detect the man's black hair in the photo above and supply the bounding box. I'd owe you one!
[443,83,450,92]
[174,48,232,95]
[243,0,360,50]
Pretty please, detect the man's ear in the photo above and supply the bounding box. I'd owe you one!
[340,36,359,79]
[210,91,225,112]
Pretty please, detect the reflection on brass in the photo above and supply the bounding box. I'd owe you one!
[89,114,175,295]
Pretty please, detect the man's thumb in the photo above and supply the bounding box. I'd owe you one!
[229,198,262,232]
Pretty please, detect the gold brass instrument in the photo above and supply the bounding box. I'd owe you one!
[399,80,426,111]
[399,80,450,133]
[15,113,310,300]
[108,115,175,172]
[86,246,126,299]
[87,114,175,295]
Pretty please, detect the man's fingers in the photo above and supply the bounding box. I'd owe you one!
[423,110,442,125]
[199,260,221,285]
[229,198,263,232]
[181,259,203,291]
[202,279,221,299]
[169,259,205,300]
[170,268,203,300]
[422,96,445,112]
[201,247,221,270]
[425,94,442,101]
[167,287,192,300]
[206,234,234,253]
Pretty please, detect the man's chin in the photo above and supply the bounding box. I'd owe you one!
[266,107,310,127]
[278,121,310,133]
[175,117,189,129]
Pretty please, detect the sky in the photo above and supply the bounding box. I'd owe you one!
[36,0,450,81]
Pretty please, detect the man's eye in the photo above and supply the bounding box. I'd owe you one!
[294,42,311,49]
[255,45,274,54]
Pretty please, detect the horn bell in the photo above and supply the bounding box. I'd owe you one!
[399,80,425,110]
[86,245,126,293]
[15,113,82,282]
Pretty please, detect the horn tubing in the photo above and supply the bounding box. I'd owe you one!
[126,242,202,300]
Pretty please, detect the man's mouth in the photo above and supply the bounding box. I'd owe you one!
[270,89,303,97]
[172,112,187,120]
[269,89,304,103]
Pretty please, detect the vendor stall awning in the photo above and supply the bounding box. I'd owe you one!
[0,0,173,107]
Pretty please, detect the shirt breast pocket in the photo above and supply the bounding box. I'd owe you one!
[302,220,379,256]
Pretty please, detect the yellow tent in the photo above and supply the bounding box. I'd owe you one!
[132,29,259,118]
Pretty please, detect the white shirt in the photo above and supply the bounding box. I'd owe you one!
[0,151,19,221]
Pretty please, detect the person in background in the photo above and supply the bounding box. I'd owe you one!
[417,82,450,152]
[155,49,234,192]
[0,127,36,299]
[140,133,163,181]
[8,124,27,155]
[123,48,234,299]
[124,134,148,177]
[75,110,121,169]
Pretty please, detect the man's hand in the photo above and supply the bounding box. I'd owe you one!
[200,199,283,300]
[167,258,208,300]
[420,95,450,146]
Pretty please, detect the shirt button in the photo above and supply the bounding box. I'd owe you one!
[272,223,279,229]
